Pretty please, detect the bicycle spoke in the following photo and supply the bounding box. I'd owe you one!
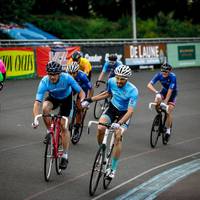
[150,115,161,148]
[89,147,105,196]
[44,134,54,181]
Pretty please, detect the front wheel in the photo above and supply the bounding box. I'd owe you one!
[89,146,105,196]
[150,115,161,148]
[44,133,54,182]
[103,144,114,189]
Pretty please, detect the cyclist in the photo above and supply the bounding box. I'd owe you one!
[66,61,93,136]
[32,61,85,170]
[0,59,6,82]
[96,54,122,87]
[67,51,92,81]
[147,62,177,142]
[82,65,138,179]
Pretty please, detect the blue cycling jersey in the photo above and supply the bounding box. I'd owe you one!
[36,73,81,102]
[107,77,138,111]
[150,72,177,93]
[74,70,92,93]
[102,60,123,78]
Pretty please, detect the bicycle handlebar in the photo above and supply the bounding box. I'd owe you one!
[34,114,69,129]
[149,102,169,113]
[87,120,112,134]
[96,80,106,84]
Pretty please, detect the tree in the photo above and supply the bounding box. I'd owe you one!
[0,0,35,23]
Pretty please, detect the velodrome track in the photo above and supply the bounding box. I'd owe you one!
[0,68,200,200]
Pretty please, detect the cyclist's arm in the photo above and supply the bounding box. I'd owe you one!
[78,89,86,102]
[147,73,160,94]
[33,100,41,118]
[147,82,159,94]
[164,88,172,104]
[118,107,134,125]
[97,71,105,82]
[118,87,138,124]
[91,91,111,102]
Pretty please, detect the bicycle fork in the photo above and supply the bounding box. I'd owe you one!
[102,129,115,173]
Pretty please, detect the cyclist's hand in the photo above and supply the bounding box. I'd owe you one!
[81,98,92,108]
[155,93,162,103]
[32,119,39,129]
[95,81,100,88]
[111,123,121,129]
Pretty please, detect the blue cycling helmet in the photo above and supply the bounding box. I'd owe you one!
[46,61,62,74]
[161,62,172,72]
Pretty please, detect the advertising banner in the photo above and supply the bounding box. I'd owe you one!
[36,46,80,77]
[0,47,35,79]
[81,45,124,70]
[124,44,167,66]
[167,43,200,68]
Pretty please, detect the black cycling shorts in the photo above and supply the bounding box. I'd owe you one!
[102,102,127,123]
[45,93,72,117]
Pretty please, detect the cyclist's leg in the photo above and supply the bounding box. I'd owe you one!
[75,95,83,130]
[42,96,57,129]
[108,120,129,179]
[166,94,176,134]
[59,94,72,169]
[97,105,114,145]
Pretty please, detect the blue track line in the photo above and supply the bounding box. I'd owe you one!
[116,159,200,200]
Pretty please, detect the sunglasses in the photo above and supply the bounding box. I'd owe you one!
[48,73,59,76]
[161,70,169,73]
[115,76,127,81]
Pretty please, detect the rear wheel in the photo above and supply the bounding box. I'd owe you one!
[89,146,105,196]
[150,115,161,148]
[94,98,108,119]
[44,133,54,182]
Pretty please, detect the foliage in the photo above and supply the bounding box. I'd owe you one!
[0,0,35,23]
[28,15,200,39]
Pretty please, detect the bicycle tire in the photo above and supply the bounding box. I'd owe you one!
[89,146,105,196]
[150,115,161,148]
[70,103,78,144]
[103,143,114,189]
[79,109,87,136]
[0,82,3,91]
[55,132,63,175]
[44,133,54,182]
[93,97,108,119]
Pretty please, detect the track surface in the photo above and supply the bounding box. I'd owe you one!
[0,68,200,200]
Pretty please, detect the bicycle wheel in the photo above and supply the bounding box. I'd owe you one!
[150,115,161,148]
[89,146,105,196]
[44,133,54,182]
[93,98,108,119]
[79,109,87,137]
[103,143,114,189]
[0,82,3,91]
[55,132,63,175]
[70,104,79,144]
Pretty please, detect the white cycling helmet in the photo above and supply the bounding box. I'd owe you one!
[67,62,79,73]
[114,65,132,78]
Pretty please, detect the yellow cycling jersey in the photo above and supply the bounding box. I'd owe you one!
[67,57,92,76]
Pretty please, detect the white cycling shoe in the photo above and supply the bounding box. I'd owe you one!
[106,168,116,179]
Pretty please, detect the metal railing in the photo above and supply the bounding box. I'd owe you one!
[1,38,200,47]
